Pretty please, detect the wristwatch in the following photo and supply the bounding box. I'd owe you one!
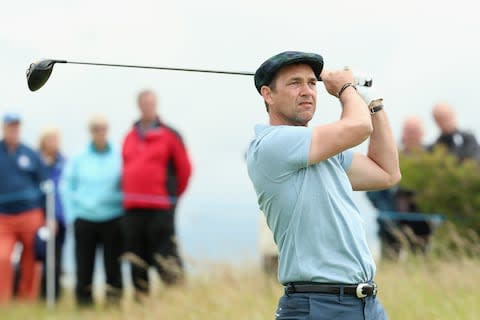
[368,99,384,114]
[370,104,384,114]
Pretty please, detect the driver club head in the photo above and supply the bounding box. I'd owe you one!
[26,59,66,92]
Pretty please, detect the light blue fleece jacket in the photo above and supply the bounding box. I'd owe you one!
[60,143,123,224]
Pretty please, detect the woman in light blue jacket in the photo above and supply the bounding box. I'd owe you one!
[60,115,123,306]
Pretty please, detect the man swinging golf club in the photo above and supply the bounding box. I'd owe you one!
[246,51,400,319]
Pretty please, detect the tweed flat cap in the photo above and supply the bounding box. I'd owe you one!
[254,51,324,94]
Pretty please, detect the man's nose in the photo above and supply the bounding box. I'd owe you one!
[299,83,315,96]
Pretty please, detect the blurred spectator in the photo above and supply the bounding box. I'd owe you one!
[60,115,123,306]
[401,116,424,154]
[122,90,191,298]
[0,112,47,303]
[394,116,425,214]
[431,102,480,162]
[396,117,432,247]
[367,116,432,257]
[38,127,66,301]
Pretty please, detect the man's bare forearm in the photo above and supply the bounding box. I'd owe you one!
[340,87,373,132]
[367,107,401,185]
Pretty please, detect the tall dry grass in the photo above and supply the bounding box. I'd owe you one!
[3,225,480,320]
[377,258,479,320]
[3,257,479,320]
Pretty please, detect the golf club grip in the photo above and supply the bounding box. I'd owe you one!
[317,76,373,87]
[65,61,373,87]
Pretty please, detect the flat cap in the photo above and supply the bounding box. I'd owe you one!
[254,51,324,94]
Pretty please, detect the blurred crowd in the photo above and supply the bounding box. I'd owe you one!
[0,90,192,306]
[259,102,480,273]
[367,102,480,258]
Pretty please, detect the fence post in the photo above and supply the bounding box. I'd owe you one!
[43,180,56,308]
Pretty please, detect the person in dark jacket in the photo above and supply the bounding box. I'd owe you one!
[122,90,192,299]
[431,102,480,162]
[0,112,47,303]
[38,127,66,301]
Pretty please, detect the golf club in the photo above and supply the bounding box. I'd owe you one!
[26,59,373,92]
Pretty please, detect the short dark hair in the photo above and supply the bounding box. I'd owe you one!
[263,76,278,113]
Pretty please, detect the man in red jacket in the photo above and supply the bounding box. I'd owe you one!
[122,90,192,297]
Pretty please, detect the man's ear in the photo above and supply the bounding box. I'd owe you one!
[261,85,273,106]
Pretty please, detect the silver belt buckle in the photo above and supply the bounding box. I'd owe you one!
[356,283,369,298]
[356,282,378,298]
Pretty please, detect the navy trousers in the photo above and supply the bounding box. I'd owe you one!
[275,293,387,320]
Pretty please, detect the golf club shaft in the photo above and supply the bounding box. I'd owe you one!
[58,60,372,86]
[64,61,255,76]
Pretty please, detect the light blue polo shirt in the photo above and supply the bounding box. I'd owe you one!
[246,124,375,284]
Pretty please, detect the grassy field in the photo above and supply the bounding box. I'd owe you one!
[3,256,479,320]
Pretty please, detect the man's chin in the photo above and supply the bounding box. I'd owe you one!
[293,118,312,127]
[295,112,314,126]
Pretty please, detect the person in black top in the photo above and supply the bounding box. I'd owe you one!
[431,102,480,162]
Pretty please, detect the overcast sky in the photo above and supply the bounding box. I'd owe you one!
[1,0,480,259]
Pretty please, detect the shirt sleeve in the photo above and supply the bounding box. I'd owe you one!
[338,149,354,172]
[255,126,312,179]
[170,132,192,197]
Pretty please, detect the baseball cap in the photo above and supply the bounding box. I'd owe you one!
[254,51,324,94]
[3,112,21,124]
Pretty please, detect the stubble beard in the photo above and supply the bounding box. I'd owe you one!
[293,107,315,127]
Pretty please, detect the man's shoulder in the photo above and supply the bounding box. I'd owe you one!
[252,124,309,144]
[18,143,43,161]
[18,142,36,154]
[123,126,146,146]
[124,126,138,139]
[254,124,298,134]
[161,123,185,143]
[247,124,312,173]
[248,125,276,153]
[459,129,478,140]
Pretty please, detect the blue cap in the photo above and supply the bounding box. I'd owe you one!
[3,112,21,124]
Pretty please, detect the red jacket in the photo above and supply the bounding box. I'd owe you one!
[122,121,192,210]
